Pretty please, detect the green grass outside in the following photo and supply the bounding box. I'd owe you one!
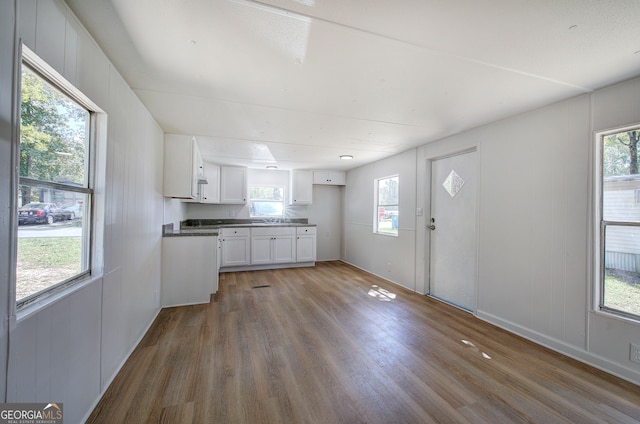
[604,269,640,316]
[18,237,82,268]
[16,237,82,300]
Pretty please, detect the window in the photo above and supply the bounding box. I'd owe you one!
[250,186,284,218]
[597,126,640,319]
[375,175,399,236]
[17,57,94,308]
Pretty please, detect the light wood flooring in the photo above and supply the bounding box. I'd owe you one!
[88,261,640,423]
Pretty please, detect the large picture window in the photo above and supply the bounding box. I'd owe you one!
[375,175,399,236]
[597,126,640,319]
[17,57,94,308]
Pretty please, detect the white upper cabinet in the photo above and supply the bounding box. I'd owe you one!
[200,162,220,204]
[163,136,203,199]
[313,170,346,185]
[220,166,247,204]
[290,170,313,205]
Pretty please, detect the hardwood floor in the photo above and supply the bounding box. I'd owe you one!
[88,261,640,423]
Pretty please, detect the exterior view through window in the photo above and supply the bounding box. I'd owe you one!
[17,63,92,307]
[250,186,284,218]
[375,176,399,236]
[599,127,640,319]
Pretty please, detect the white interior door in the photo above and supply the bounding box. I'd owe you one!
[429,150,478,311]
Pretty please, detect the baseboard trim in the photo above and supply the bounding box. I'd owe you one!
[476,310,640,387]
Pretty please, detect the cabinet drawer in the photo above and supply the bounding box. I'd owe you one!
[252,227,295,237]
[220,227,250,237]
[296,226,316,235]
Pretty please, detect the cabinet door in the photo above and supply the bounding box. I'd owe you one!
[220,166,247,204]
[296,235,316,262]
[200,162,220,203]
[161,236,216,307]
[290,170,313,205]
[221,236,250,266]
[313,170,330,185]
[164,136,200,198]
[251,235,273,265]
[312,170,345,185]
[296,227,316,262]
[273,235,296,263]
[328,171,346,185]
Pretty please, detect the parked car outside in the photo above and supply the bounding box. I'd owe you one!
[18,203,74,225]
[61,202,83,219]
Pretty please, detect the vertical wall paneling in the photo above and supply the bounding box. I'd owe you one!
[344,149,418,290]
[63,12,78,85]
[8,2,165,422]
[309,186,343,261]
[18,0,36,51]
[34,0,66,73]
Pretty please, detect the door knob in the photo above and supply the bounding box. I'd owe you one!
[428,225,436,230]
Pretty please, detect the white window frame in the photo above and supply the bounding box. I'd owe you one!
[249,185,285,218]
[374,175,399,237]
[594,124,640,322]
[16,46,97,311]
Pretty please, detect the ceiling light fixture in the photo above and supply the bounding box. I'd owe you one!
[340,155,353,160]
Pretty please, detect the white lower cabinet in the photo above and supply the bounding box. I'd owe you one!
[220,227,251,267]
[296,226,317,262]
[220,225,316,271]
[161,235,218,307]
[251,227,296,265]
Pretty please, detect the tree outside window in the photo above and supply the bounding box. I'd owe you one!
[17,62,93,307]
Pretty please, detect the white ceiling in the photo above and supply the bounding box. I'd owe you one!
[65,0,640,170]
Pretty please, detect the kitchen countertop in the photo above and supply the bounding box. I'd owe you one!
[163,219,316,237]
[163,225,219,237]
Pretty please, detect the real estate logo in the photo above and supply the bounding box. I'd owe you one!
[0,403,63,424]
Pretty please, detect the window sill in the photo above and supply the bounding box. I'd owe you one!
[15,274,102,323]
[593,308,640,326]
[374,231,399,238]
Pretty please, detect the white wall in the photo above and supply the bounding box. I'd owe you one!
[3,1,165,422]
[416,84,640,385]
[309,185,343,261]
[417,94,591,344]
[344,149,417,290]
[345,78,640,385]
[345,79,640,386]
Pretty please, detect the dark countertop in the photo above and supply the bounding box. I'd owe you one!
[163,219,316,237]
[163,224,219,237]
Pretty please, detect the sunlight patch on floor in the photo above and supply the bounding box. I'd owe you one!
[462,339,492,359]
[368,285,396,301]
